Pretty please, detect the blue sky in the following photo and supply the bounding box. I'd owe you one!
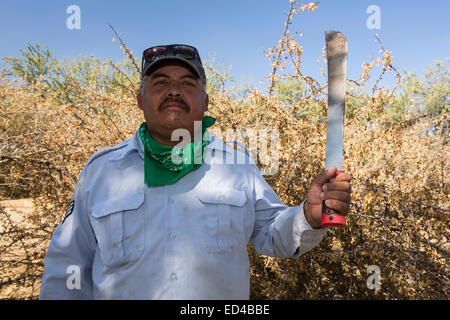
[0,0,449,91]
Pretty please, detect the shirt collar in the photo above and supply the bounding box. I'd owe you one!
[131,128,237,160]
[133,128,145,160]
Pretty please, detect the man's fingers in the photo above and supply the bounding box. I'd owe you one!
[322,181,351,192]
[321,190,351,203]
[335,171,352,182]
[323,199,350,214]
[312,167,336,186]
[329,170,351,183]
[312,166,341,187]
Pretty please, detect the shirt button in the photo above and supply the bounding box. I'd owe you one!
[169,233,176,240]
[168,198,174,204]
[170,272,178,281]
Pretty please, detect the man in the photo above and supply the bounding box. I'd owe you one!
[40,44,352,299]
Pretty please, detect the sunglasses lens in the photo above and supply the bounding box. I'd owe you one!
[144,46,168,62]
[142,45,201,76]
[172,46,197,60]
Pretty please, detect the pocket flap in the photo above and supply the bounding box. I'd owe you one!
[197,189,247,207]
[91,191,145,218]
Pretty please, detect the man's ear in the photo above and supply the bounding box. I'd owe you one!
[137,93,144,110]
[203,93,209,112]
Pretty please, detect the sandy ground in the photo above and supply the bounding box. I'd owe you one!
[0,198,35,229]
[0,198,44,299]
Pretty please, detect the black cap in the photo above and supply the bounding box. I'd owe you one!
[141,44,206,81]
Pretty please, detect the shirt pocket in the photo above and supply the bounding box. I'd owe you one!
[90,191,145,268]
[196,189,247,253]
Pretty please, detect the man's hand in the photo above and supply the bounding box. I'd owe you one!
[304,166,352,229]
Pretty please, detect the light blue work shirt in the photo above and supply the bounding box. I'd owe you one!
[39,128,328,299]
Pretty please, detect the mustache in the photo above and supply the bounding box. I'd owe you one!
[159,97,190,112]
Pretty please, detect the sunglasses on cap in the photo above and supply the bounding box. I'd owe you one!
[141,44,205,78]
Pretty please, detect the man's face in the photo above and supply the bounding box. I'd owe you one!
[137,60,209,146]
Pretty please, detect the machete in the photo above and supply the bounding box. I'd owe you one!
[322,30,347,227]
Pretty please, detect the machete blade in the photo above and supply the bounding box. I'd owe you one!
[321,30,348,227]
[324,30,347,171]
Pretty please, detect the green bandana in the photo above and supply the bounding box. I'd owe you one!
[139,116,216,187]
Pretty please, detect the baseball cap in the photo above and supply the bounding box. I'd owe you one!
[141,44,206,81]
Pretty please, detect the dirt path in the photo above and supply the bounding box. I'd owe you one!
[0,198,35,229]
[0,198,44,299]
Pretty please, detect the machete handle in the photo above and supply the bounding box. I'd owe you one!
[321,201,346,227]
[321,170,346,227]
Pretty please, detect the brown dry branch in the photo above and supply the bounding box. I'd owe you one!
[107,22,141,75]
[371,34,402,97]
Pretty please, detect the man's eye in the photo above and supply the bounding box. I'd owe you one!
[154,80,168,86]
[183,81,196,87]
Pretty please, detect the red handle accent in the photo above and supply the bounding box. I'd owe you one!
[321,207,346,227]
[321,169,346,227]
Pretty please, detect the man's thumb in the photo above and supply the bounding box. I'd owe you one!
[312,166,337,186]
[325,166,338,180]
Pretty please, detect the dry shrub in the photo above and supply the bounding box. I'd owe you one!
[0,73,143,298]
[208,87,449,300]
[1,1,448,299]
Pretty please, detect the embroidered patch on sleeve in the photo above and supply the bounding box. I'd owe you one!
[62,200,75,224]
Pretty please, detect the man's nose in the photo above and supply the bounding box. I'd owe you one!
[167,83,182,97]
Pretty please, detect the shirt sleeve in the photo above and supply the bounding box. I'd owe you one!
[249,164,328,258]
[39,166,96,299]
